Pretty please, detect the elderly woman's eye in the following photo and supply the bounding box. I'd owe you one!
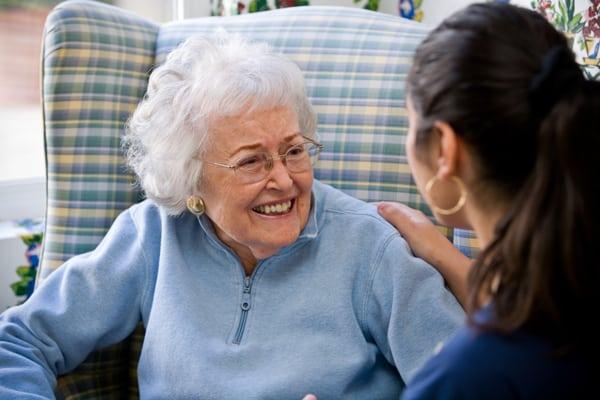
[287,144,306,157]
[237,155,263,169]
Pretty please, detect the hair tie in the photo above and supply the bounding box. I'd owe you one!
[528,46,583,117]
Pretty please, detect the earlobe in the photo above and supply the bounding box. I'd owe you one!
[433,121,460,178]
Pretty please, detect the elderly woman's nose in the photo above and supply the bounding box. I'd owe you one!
[265,159,294,190]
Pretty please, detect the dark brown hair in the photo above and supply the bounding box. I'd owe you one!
[408,3,600,354]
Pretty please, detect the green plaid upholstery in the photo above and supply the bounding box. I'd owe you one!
[39,1,479,397]
[41,0,157,397]
[40,0,157,277]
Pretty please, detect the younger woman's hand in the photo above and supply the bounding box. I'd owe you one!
[377,201,471,308]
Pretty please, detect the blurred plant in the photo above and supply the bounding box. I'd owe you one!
[276,0,309,7]
[248,0,269,12]
[571,1,600,66]
[582,0,600,38]
[212,0,310,16]
[531,0,585,34]
[10,232,42,302]
[399,0,422,22]
[354,0,378,12]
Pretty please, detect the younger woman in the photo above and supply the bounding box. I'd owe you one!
[379,3,598,398]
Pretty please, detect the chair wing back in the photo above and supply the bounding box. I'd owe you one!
[40,1,476,397]
[40,0,158,280]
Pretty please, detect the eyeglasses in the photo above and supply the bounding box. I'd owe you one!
[207,136,324,184]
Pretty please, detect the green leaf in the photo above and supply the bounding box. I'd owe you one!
[557,2,568,28]
[256,0,270,11]
[554,15,565,31]
[16,266,36,278]
[10,280,30,297]
[21,233,43,246]
[566,0,574,20]
[568,15,584,33]
[248,0,257,12]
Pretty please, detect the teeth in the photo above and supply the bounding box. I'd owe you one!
[253,200,292,215]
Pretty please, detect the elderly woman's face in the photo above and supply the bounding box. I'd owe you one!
[201,105,313,262]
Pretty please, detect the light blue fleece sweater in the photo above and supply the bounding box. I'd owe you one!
[0,180,463,399]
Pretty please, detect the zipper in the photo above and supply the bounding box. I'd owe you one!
[233,276,253,344]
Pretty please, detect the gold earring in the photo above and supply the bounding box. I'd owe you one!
[186,196,205,216]
[425,176,467,216]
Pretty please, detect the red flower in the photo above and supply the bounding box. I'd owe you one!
[583,1,600,38]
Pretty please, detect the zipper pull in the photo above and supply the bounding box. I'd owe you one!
[241,276,252,310]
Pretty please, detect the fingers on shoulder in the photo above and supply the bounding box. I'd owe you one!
[378,201,426,228]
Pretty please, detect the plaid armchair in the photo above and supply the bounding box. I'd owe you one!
[39,1,478,397]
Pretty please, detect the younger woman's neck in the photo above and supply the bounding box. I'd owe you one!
[464,200,508,248]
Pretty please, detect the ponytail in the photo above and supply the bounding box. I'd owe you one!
[407,2,599,355]
[469,60,600,354]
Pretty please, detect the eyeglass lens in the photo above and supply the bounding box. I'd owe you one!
[237,142,320,183]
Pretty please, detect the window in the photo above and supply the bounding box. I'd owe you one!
[0,0,176,220]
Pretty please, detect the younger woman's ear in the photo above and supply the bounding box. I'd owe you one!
[433,121,461,178]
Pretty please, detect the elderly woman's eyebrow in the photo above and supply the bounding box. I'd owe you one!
[228,132,303,157]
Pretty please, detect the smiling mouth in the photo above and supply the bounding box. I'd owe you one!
[252,199,294,215]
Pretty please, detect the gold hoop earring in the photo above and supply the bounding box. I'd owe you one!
[186,196,205,216]
[425,176,467,216]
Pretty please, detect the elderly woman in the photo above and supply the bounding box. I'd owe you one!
[0,35,462,398]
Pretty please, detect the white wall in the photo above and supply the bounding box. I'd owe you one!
[0,236,26,311]
[0,180,45,310]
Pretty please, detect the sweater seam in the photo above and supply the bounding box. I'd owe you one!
[360,231,400,338]
[325,207,392,226]
[127,209,152,324]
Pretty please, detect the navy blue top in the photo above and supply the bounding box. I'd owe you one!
[402,305,592,399]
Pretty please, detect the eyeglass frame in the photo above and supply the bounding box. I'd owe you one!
[205,135,324,182]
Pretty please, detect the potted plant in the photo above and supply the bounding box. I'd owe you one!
[531,0,585,46]
[399,0,423,21]
[582,0,599,65]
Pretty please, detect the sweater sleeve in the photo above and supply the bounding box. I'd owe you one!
[0,209,149,398]
[364,232,464,386]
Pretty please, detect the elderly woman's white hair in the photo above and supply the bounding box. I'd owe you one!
[124,33,317,215]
